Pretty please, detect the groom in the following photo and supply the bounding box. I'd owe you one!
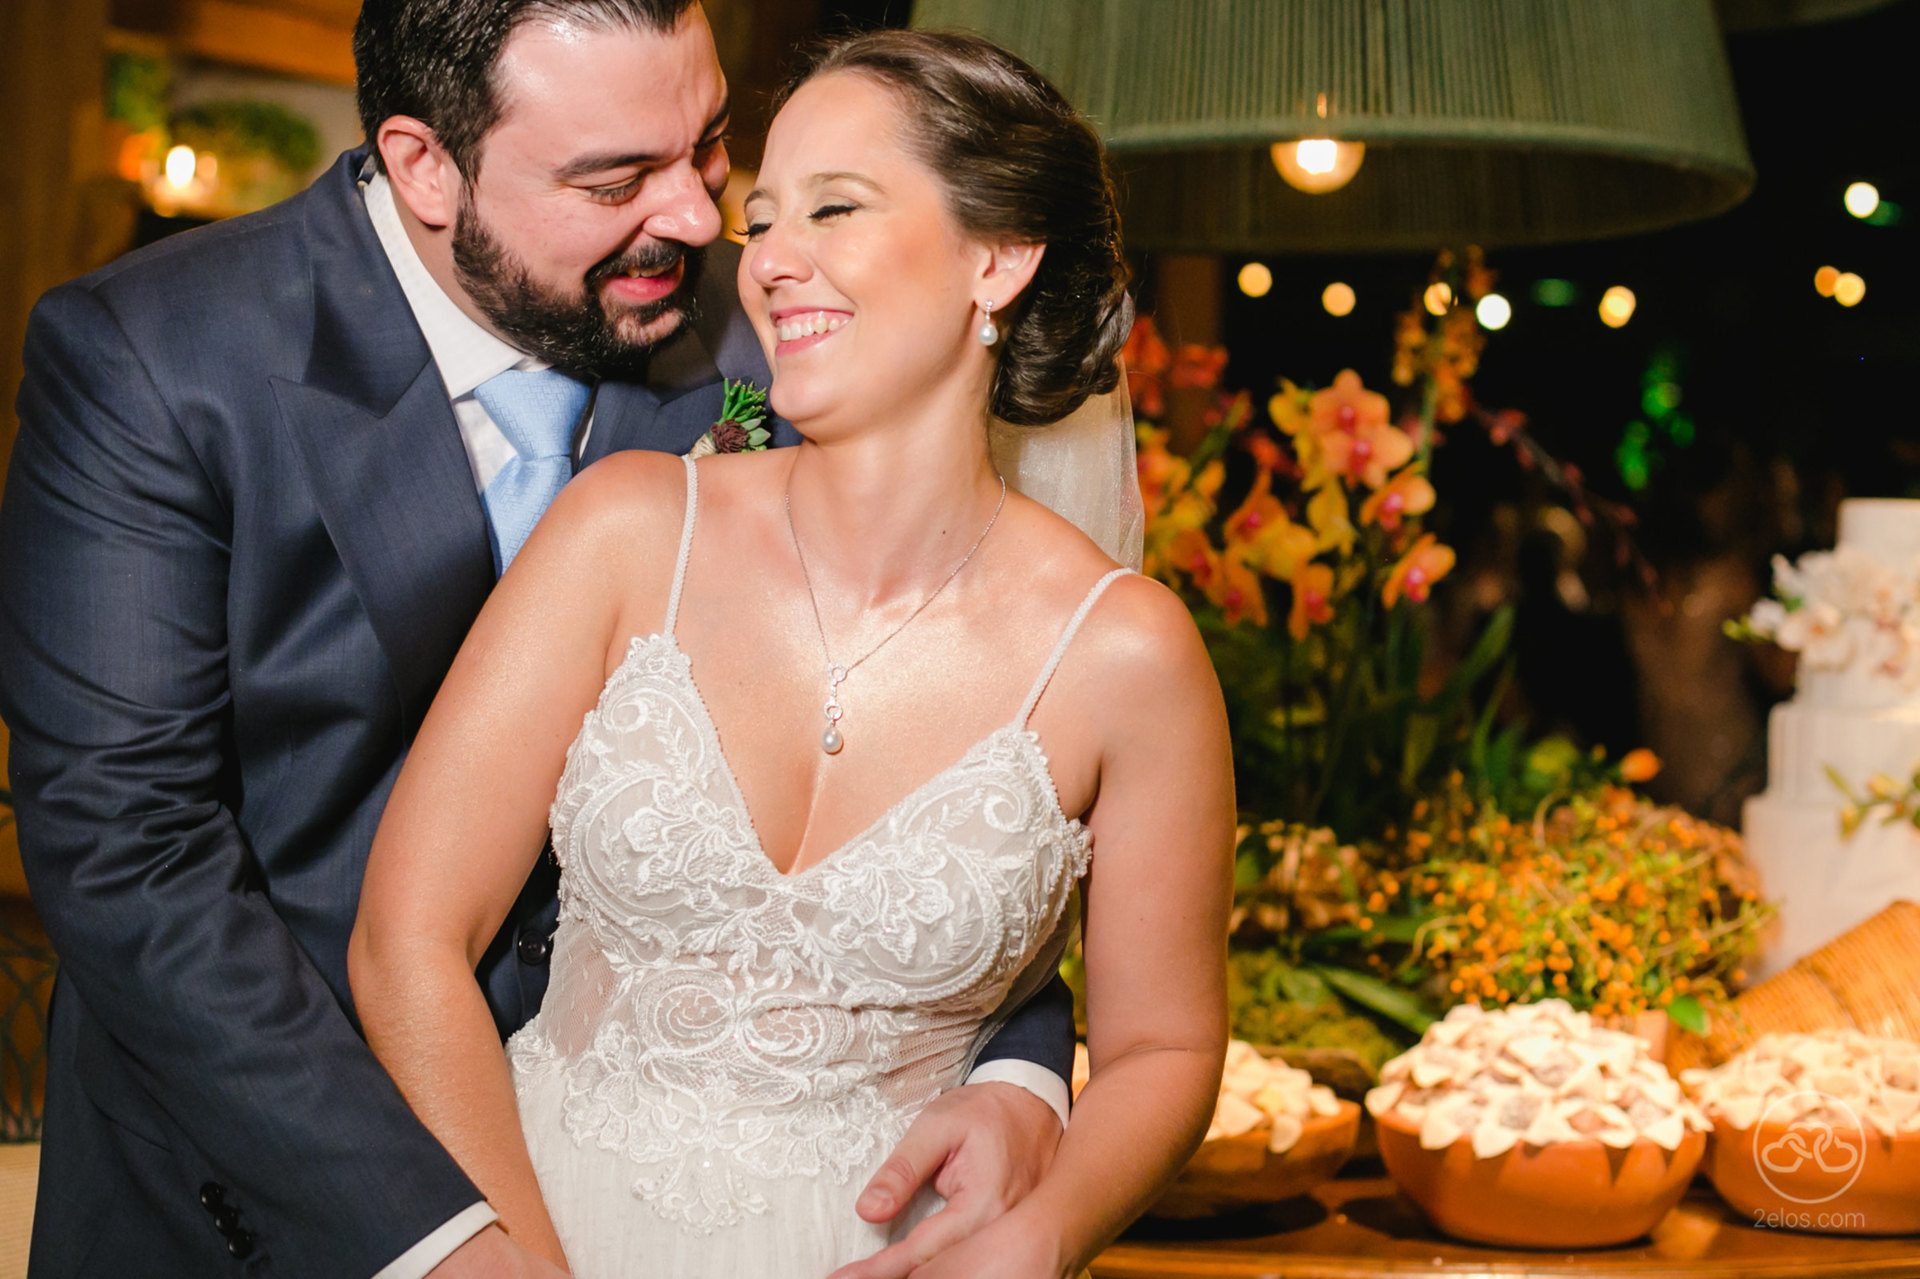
[0,2,1073,1276]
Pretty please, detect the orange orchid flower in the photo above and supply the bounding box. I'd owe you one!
[1223,469,1286,545]
[1288,562,1335,640]
[1320,418,1414,490]
[1207,550,1268,627]
[1170,343,1229,391]
[1122,317,1172,417]
[1308,369,1390,439]
[1383,533,1456,607]
[1359,468,1436,531]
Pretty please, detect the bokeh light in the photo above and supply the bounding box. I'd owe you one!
[164,145,197,190]
[1844,182,1881,219]
[1814,265,1841,297]
[1321,282,1356,317]
[1476,293,1512,330]
[1598,285,1637,328]
[1834,272,1866,307]
[1423,282,1453,316]
[1237,262,1273,298]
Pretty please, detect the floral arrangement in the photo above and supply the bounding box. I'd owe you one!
[1109,249,1770,1063]
[1729,545,1920,689]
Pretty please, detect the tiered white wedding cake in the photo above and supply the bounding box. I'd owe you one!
[1741,499,1920,978]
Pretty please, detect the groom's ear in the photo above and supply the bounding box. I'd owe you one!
[378,116,462,231]
[975,241,1046,311]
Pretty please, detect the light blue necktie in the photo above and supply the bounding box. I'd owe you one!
[474,367,592,572]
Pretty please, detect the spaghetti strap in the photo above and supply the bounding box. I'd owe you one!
[663,455,698,638]
[1017,567,1133,726]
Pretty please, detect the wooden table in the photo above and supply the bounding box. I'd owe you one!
[1095,1172,1920,1278]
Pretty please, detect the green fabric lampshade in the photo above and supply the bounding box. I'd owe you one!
[911,0,1757,253]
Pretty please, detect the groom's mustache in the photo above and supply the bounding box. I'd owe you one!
[586,239,698,298]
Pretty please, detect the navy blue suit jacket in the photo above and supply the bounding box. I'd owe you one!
[0,150,1072,1278]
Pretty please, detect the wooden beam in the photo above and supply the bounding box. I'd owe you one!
[171,0,357,84]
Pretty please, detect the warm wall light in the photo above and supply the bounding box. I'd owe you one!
[1476,293,1512,330]
[164,145,197,191]
[1271,138,1366,194]
[1423,282,1453,316]
[1814,265,1841,297]
[1321,281,1356,316]
[1834,272,1866,307]
[1598,285,1637,328]
[1844,182,1881,219]
[1237,262,1273,298]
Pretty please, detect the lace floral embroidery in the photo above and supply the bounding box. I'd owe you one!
[510,634,1090,1234]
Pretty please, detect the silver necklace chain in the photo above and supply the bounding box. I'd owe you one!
[785,473,1008,755]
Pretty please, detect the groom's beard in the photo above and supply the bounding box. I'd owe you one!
[452,193,704,383]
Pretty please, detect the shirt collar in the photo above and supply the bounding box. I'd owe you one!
[362,171,543,399]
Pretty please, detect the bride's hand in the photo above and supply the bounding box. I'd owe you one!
[884,1209,1070,1279]
[826,1082,1061,1279]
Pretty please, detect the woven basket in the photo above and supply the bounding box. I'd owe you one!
[1667,900,1920,1073]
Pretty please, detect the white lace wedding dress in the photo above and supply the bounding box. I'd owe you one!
[508,457,1127,1278]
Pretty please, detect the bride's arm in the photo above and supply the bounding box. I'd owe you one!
[348,453,685,1270]
[920,574,1236,1278]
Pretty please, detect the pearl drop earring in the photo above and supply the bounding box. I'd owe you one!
[976,300,999,347]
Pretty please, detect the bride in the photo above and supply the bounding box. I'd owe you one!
[351,29,1233,1279]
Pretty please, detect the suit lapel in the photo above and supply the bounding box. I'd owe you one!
[274,151,496,734]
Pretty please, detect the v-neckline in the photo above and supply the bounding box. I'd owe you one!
[618,632,1081,881]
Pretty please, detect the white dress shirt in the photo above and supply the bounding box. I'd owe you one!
[358,172,1068,1279]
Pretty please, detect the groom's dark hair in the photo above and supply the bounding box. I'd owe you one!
[354,0,700,178]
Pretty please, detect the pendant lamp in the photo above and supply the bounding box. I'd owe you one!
[911,0,1757,253]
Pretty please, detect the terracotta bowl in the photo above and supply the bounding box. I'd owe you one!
[1374,1109,1705,1247]
[1703,1118,1920,1234]
[1148,1100,1361,1219]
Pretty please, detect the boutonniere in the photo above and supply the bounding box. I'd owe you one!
[688,379,772,457]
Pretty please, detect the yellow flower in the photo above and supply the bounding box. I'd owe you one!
[1288,562,1335,640]
[1307,482,1355,555]
[1359,467,1436,531]
[1206,548,1268,627]
[1383,533,1456,606]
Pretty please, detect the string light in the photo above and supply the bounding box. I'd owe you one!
[1476,293,1512,330]
[1237,262,1273,298]
[1598,285,1637,329]
[1844,182,1881,220]
[1321,282,1356,317]
[1834,273,1866,307]
[1814,266,1841,297]
[1423,282,1453,316]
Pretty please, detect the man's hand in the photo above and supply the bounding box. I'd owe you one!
[825,1082,1063,1279]
[426,1225,569,1278]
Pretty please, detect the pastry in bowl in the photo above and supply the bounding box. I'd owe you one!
[1110,1040,1358,1218]
[1682,1030,1920,1234]
[1367,1000,1708,1247]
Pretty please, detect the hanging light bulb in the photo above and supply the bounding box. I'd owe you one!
[1272,138,1366,194]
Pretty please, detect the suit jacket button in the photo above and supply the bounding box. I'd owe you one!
[215,1205,242,1233]
[227,1229,255,1259]
[200,1183,225,1212]
[516,932,551,965]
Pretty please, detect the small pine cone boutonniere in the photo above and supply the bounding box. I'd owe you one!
[689,379,772,458]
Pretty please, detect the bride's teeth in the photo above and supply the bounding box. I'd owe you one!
[776,313,847,343]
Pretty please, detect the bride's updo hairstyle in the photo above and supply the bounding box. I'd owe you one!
[775,30,1133,427]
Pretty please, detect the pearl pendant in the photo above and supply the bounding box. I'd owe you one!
[822,726,844,754]
[977,320,999,346]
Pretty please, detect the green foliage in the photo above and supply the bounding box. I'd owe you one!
[171,101,323,174]
[106,52,170,133]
